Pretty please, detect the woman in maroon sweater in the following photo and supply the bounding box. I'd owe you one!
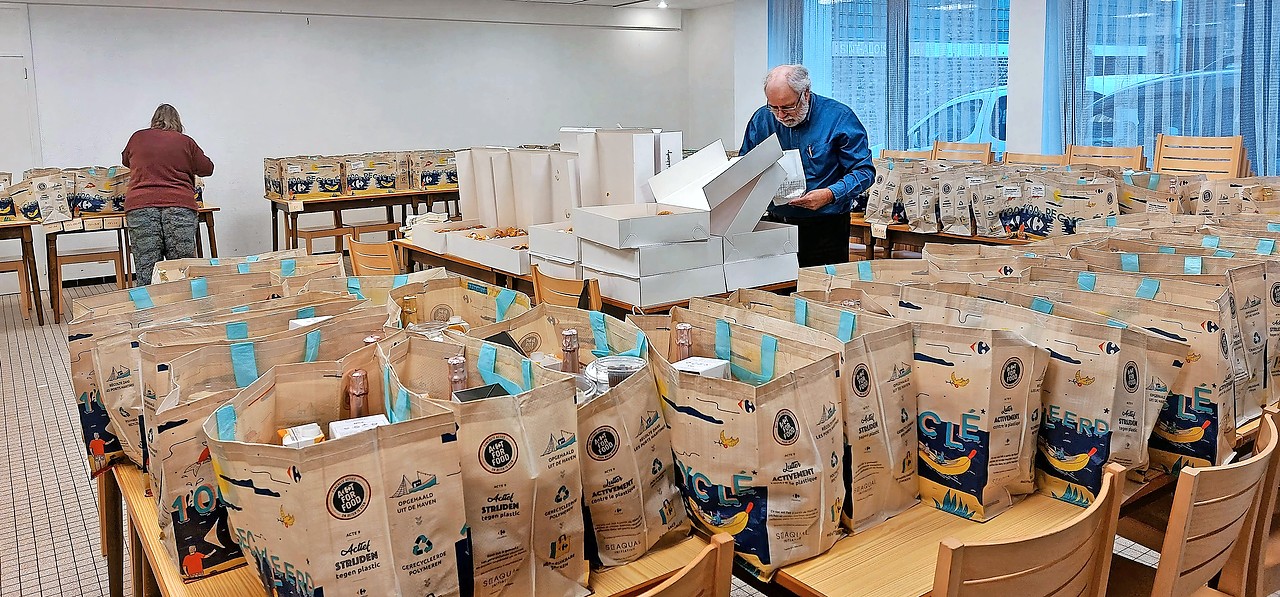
[122,104,214,285]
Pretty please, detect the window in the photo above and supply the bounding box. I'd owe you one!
[768,0,1009,155]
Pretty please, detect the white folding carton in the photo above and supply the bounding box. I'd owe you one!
[530,253,580,279]
[509,149,555,228]
[596,128,658,206]
[489,150,518,228]
[454,150,479,222]
[579,237,723,278]
[329,415,389,440]
[407,218,483,254]
[549,151,581,222]
[671,357,730,379]
[723,252,799,291]
[584,264,727,309]
[558,127,598,153]
[648,135,786,237]
[528,222,579,262]
[720,220,799,262]
[571,203,710,249]
[446,228,531,275]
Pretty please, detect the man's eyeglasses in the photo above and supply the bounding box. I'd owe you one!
[768,92,807,114]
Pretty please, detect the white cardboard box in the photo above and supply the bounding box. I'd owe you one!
[656,131,684,173]
[509,149,555,228]
[580,237,723,278]
[446,228,531,275]
[489,150,518,228]
[648,135,786,236]
[723,253,799,292]
[571,203,710,249]
[454,150,478,220]
[549,151,580,222]
[528,222,579,261]
[408,218,483,253]
[558,127,598,153]
[596,129,657,206]
[720,220,800,262]
[585,264,727,309]
[467,146,507,228]
[531,253,580,279]
[671,357,730,379]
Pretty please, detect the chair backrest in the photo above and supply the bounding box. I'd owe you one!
[1152,134,1246,180]
[881,149,932,161]
[1066,144,1146,170]
[530,264,602,311]
[1003,152,1068,167]
[1153,412,1278,597]
[638,533,734,597]
[931,141,994,164]
[347,236,399,276]
[932,463,1125,597]
[1217,407,1280,597]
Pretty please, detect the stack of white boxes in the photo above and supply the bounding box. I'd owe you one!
[573,135,798,308]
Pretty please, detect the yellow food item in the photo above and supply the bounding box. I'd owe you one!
[1153,420,1212,443]
[918,447,976,476]
[687,497,753,535]
[1039,445,1097,472]
[657,210,674,215]
[946,372,970,388]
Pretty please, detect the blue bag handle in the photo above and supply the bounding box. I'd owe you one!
[346,277,366,300]
[237,263,250,274]
[225,321,249,340]
[392,274,409,288]
[129,287,154,310]
[189,278,208,299]
[1136,278,1160,300]
[230,342,259,388]
[215,404,236,441]
[714,319,776,386]
[303,329,321,362]
[296,306,316,319]
[793,298,809,326]
[1076,271,1096,291]
[477,344,532,395]
[836,311,856,343]
[495,288,517,322]
[279,259,296,278]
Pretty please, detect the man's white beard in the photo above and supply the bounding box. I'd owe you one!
[776,99,811,128]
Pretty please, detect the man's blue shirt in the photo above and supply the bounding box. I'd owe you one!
[740,93,876,218]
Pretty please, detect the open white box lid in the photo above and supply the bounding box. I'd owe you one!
[648,134,785,236]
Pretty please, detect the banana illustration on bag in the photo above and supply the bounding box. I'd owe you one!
[919,447,977,476]
[1071,370,1095,387]
[687,498,754,535]
[1040,446,1098,473]
[1153,420,1213,444]
[946,372,970,388]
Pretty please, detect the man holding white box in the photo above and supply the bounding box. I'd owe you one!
[741,64,875,267]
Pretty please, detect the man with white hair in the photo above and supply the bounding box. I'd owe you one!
[741,64,875,267]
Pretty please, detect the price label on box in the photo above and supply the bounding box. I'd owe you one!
[287,201,304,213]
[871,223,889,239]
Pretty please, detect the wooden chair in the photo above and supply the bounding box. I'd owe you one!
[1227,407,1280,597]
[932,463,1125,597]
[0,257,32,318]
[295,213,349,255]
[1106,412,1279,597]
[880,149,932,161]
[1066,145,1146,170]
[346,235,400,276]
[637,533,733,597]
[1003,152,1068,168]
[530,264,602,311]
[1152,134,1246,180]
[931,141,994,164]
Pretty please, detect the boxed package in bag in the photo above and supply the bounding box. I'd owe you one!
[299,269,450,306]
[386,277,532,330]
[688,295,918,532]
[987,278,1240,472]
[650,308,843,579]
[465,305,690,566]
[150,250,309,283]
[205,358,467,597]
[896,286,1187,505]
[67,286,286,475]
[912,325,1046,520]
[69,272,277,321]
[380,335,590,596]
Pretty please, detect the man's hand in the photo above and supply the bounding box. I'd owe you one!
[788,188,834,210]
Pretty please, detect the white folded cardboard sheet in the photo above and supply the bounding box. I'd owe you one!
[467,146,506,228]
[580,237,723,278]
[549,151,581,222]
[489,149,518,228]
[531,253,580,280]
[558,127,598,153]
[509,149,555,228]
[577,132,603,207]
[596,128,658,206]
[408,218,483,253]
[571,203,710,249]
[454,150,479,223]
[446,228,530,275]
[723,253,799,292]
[648,135,786,236]
[720,220,800,262]
[584,264,727,309]
[528,222,579,262]
[656,131,684,173]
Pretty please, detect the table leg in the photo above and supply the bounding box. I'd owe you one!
[288,213,300,250]
[130,521,143,597]
[864,228,875,261]
[120,229,133,288]
[194,225,204,258]
[47,234,62,325]
[103,470,124,597]
[22,227,44,326]
[271,203,280,251]
[204,212,218,257]
[386,205,395,241]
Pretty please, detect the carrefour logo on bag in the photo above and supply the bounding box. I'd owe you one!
[588,426,620,462]
[774,409,799,446]
[1000,357,1023,389]
[852,364,871,398]
[1123,361,1139,394]
[328,475,370,520]
[480,433,518,474]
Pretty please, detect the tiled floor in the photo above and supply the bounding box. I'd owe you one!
[1,284,128,596]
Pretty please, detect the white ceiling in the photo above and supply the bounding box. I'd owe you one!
[506,0,733,8]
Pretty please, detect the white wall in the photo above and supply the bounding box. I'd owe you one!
[684,0,767,152]
[24,0,690,271]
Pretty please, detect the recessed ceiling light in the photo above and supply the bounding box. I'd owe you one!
[657,0,668,7]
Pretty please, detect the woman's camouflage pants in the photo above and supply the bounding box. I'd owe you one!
[126,207,198,285]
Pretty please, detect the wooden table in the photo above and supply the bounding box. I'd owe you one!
[0,219,44,325]
[850,214,1031,260]
[108,464,706,597]
[268,190,460,251]
[392,239,798,315]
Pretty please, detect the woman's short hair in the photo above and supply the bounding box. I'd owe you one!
[150,104,184,133]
